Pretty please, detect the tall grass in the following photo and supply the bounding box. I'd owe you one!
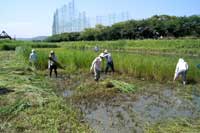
[17,47,200,82]
[20,48,96,71]
[60,39,200,55]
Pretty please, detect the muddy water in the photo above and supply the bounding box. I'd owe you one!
[132,89,198,123]
[63,90,74,97]
[193,95,200,111]
[58,74,200,133]
[81,103,142,133]
[73,88,200,133]
[77,94,143,133]
[62,81,80,97]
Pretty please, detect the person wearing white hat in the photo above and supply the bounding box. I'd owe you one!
[29,49,37,68]
[90,53,104,81]
[174,58,189,85]
[103,49,115,74]
[48,50,58,78]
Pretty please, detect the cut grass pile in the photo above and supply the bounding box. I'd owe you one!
[110,80,137,93]
[0,51,91,132]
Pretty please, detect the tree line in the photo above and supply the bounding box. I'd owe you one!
[46,15,200,42]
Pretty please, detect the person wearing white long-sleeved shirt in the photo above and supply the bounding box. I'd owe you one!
[103,49,115,74]
[90,54,103,81]
[174,58,189,85]
[29,49,37,68]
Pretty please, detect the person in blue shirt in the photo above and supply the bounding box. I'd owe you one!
[103,49,115,74]
[29,49,37,69]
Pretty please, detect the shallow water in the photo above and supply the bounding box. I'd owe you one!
[63,90,74,97]
[80,103,142,133]
[62,83,80,97]
[192,90,200,112]
[76,88,200,132]
[132,90,197,123]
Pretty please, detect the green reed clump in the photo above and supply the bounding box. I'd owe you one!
[111,80,137,93]
[0,99,30,117]
[1,44,16,50]
[15,46,32,65]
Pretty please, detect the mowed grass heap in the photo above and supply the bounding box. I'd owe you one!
[0,51,91,132]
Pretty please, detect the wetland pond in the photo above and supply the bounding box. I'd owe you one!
[56,75,200,133]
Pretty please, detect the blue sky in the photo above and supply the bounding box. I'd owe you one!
[0,0,199,38]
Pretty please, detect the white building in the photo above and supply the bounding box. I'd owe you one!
[52,0,90,35]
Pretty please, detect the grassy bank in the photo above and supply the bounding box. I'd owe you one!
[0,40,59,50]
[1,39,200,55]
[59,39,200,55]
[0,51,91,132]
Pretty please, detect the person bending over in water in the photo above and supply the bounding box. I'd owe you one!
[90,53,104,81]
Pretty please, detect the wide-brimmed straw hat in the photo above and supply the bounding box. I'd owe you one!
[104,49,108,53]
[99,53,104,58]
[50,50,54,54]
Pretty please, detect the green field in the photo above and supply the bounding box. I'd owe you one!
[1,39,200,55]
[0,39,200,132]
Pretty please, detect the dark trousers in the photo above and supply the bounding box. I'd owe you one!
[50,65,57,77]
[94,68,100,81]
[175,70,187,84]
[105,61,115,74]
[179,71,187,82]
